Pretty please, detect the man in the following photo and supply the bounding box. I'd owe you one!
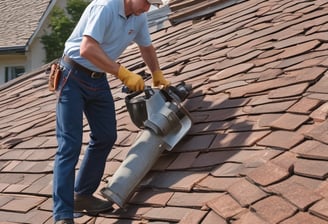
[53,0,170,223]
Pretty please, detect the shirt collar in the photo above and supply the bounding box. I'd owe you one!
[118,0,127,19]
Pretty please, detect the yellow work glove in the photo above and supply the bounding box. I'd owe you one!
[117,66,145,91]
[152,70,170,88]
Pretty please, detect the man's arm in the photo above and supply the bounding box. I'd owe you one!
[139,44,170,88]
[139,44,161,73]
[80,35,120,75]
[80,35,144,91]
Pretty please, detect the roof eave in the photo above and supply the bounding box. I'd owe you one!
[0,46,26,55]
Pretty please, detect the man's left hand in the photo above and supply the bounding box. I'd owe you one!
[152,70,170,88]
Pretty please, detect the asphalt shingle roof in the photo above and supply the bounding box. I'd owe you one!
[0,0,51,49]
[0,0,328,223]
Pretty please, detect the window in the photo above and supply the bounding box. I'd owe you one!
[5,66,25,82]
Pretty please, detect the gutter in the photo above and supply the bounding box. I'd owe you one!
[0,46,26,54]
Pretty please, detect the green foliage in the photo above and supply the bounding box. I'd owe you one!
[41,0,90,63]
[67,0,89,22]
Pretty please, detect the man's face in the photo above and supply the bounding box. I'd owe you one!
[131,0,151,15]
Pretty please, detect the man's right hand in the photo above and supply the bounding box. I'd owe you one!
[117,66,145,91]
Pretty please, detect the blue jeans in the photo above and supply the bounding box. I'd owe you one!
[53,60,117,221]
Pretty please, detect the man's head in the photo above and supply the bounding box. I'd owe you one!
[126,0,163,16]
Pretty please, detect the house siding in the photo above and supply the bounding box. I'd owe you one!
[0,0,67,84]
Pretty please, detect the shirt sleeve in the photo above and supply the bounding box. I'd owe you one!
[134,14,152,47]
[83,5,112,44]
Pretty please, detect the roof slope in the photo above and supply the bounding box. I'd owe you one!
[0,0,51,50]
[1,0,328,223]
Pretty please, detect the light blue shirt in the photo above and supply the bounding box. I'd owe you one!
[64,0,152,72]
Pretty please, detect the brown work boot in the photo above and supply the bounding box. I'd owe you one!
[54,219,74,224]
[74,194,113,215]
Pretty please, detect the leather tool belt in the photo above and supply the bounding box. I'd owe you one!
[48,61,61,92]
[63,55,105,79]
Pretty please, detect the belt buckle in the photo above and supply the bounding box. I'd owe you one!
[91,72,102,79]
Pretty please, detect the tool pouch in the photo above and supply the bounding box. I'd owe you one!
[48,62,61,91]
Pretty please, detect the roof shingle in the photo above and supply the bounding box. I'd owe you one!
[0,0,328,223]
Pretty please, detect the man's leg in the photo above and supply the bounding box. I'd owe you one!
[74,80,117,212]
[53,68,84,222]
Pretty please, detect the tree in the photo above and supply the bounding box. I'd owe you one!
[41,0,90,63]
